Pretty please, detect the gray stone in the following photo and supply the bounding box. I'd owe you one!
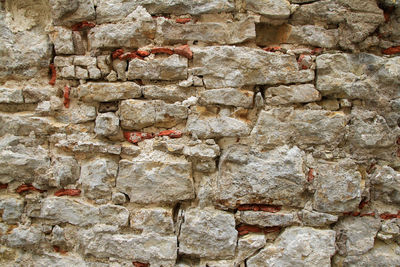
[183,143,220,159]
[74,56,96,67]
[342,242,400,267]
[0,88,24,104]
[199,88,254,108]
[112,59,127,81]
[22,85,56,104]
[6,225,43,248]
[236,211,298,227]
[370,166,400,204]
[120,99,187,130]
[49,0,95,26]
[77,82,142,102]
[192,46,314,88]
[80,158,118,200]
[286,25,338,48]
[247,227,336,267]
[117,159,194,204]
[236,234,267,265]
[142,85,195,102]
[250,108,348,149]
[112,192,126,205]
[88,66,101,79]
[264,84,321,105]
[94,112,120,137]
[50,27,74,54]
[50,225,65,246]
[127,54,188,81]
[0,197,24,223]
[130,208,174,235]
[299,210,339,227]
[334,216,381,256]
[0,114,55,137]
[80,230,177,266]
[186,114,250,139]
[59,66,75,79]
[31,253,91,267]
[58,104,96,124]
[179,208,237,259]
[97,55,112,76]
[217,145,306,209]
[75,66,88,79]
[158,17,255,45]
[50,155,80,188]
[313,159,362,213]
[35,197,129,227]
[245,0,291,19]
[96,0,235,23]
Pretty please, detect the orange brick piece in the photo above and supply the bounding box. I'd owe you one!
[54,189,81,197]
[174,45,193,59]
[382,46,400,55]
[151,47,174,55]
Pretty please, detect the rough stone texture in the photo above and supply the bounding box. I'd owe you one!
[94,112,120,137]
[286,25,338,48]
[192,46,314,88]
[0,88,24,104]
[217,145,306,209]
[264,84,321,105]
[247,227,336,266]
[0,197,24,223]
[142,85,195,102]
[117,159,194,204]
[299,210,339,227]
[199,88,254,108]
[49,155,80,188]
[77,82,142,102]
[49,27,74,55]
[127,54,188,81]
[49,0,95,26]
[370,165,400,204]
[245,0,291,19]
[236,211,298,227]
[130,208,174,235]
[179,208,237,259]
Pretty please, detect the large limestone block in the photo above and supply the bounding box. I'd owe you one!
[127,54,188,80]
[34,197,129,227]
[142,85,195,102]
[286,25,338,48]
[49,155,80,188]
[370,166,400,204]
[130,208,174,235]
[78,82,142,102]
[49,0,95,26]
[216,145,306,209]
[264,84,321,105]
[236,211,298,227]
[192,46,314,88]
[245,0,291,19]
[313,160,362,213]
[179,208,237,259]
[250,109,348,149]
[199,88,254,108]
[96,0,235,23]
[120,99,187,129]
[247,227,336,267]
[158,18,255,45]
[6,225,43,248]
[116,160,194,204]
[342,242,400,267]
[0,197,24,223]
[0,88,24,104]
[0,114,55,137]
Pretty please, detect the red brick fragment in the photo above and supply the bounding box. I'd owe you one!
[0,183,8,189]
[132,262,149,267]
[151,47,174,55]
[174,45,193,59]
[63,85,70,108]
[359,199,369,210]
[136,50,150,57]
[54,189,81,197]
[360,212,375,217]
[263,46,281,52]
[72,21,95,31]
[237,204,282,213]
[175,18,191,24]
[157,130,183,138]
[307,168,316,182]
[49,63,56,86]
[120,52,144,60]
[311,47,323,55]
[382,46,400,55]
[124,131,155,144]
[112,49,125,60]
[53,245,68,255]
[16,184,45,194]
[237,225,281,236]
[380,212,400,220]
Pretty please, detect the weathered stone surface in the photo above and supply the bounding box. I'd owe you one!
[80,158,118,200]
[49,155,79,188]
[117,159,194,204]
[299,210,338,227]
[286,25,338,48]
[245,0,291,19]
[120,99,187,130]
[30,253,95,267]
[334,216,381,256]
[237,234,266,265]
[192,46,314,88]
[127,54,188,81]
[112,59,127,81]
[186,114,250,139]
[142,85,195,102]
[49,0,95,26]
[250,109,348,149]
[96,0,235,23]
[264,84,321,105]
[50,27,74,54]
[183,143,220,159]
[6,225,43,248]
[158,18,255,45]
[0,197,24,223]
[217,145,306,209]
[94,112,120,137]
[199,88,254,108]
[80,228,177,266]
[236,211,298,227]
[370,165,400,204]
[179,208,237,259]
[130,208,174,235]
[88,19,155,50]
[316,53,400,99]
[313,159,362,213]
[342,242,400,267]
[57,103,96,124]
[247,227,336,266]
[34,197,129,227]
[0,114,55,137]
[0,88,24,104]
[77,82,142,102]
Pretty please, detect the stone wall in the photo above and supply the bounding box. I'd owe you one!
[0,0,400,266]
